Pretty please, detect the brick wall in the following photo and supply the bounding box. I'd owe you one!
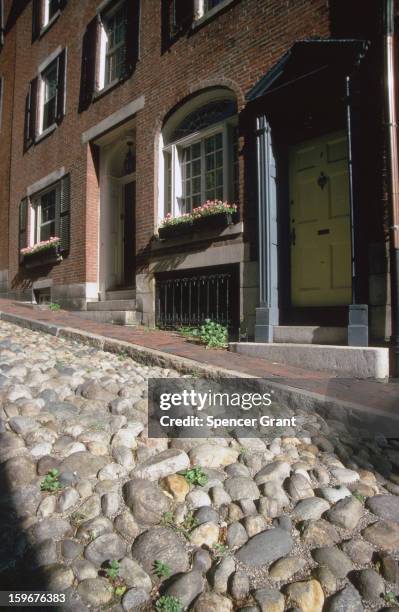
[1,0,331,296]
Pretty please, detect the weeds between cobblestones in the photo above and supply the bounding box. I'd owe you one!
[0,320,399,610]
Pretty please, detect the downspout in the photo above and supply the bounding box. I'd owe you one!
[383,0,399,376]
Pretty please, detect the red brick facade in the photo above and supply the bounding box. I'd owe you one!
[0,0,391,341]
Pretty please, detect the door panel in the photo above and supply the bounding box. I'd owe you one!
[123,181,136,288]
[290,132,351,307]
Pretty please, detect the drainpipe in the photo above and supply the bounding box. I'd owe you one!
[384,0,399,377]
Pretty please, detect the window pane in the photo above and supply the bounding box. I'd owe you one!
[41,190,56,224]
[204,132,223,201]
[192,142,201,158]
[40,221,56,241]
[49,0,59,19]
[104,6,126,85]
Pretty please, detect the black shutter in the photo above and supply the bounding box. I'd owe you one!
[19,198,28,263]
[59,174,70,253]
[24,77,37,150]
[56,49,66,123]
[121,0,140,80]
[173,0,194,33]
[78,16,99,112]
[58,0,68,9]
[32,0,42,42]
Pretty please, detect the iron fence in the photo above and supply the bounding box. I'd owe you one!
[156,267,238,330]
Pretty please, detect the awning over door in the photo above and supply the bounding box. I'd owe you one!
[246,39,369,102]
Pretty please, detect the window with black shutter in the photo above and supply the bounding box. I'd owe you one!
[24,77,38,150]
[59,174,70,253]
[26,48,66,144]
[28,173,70,255]
[32,0,68,41]
[173,0,194,32]
[19,198,28,263]
[86,0,140,95]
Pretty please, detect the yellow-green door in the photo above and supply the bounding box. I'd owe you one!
[290,131,352,307]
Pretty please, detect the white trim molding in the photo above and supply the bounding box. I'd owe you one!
[81,95,145,144]
[27,167,66,197]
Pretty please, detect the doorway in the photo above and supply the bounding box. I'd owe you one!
[289,131,351,307]
[123,181,136,287]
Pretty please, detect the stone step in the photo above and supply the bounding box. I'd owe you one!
[106,289,136,300]
[229,342,389,379]
[87,299,137,311]
[74,310,141,326]
[273,326,347,345]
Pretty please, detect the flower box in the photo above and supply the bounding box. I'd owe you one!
[158,221,194,240]
[192,210,239,231]
[21,238,62,269]
[158,200,239,241]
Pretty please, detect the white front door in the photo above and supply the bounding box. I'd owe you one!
[108,177,123,289]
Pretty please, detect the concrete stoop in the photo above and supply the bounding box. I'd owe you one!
[76,298,141,326]
[273,325,347,345]
[229,342,390,379]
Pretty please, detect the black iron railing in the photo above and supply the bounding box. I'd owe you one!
[156,267,238,330]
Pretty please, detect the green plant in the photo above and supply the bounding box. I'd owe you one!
[181,466,208,487]
[114,585,127,597]
[212,542,228,557]
[40,469,63,492]
[153,560,172,579]
[385,591,399,605]
[181,511,199,532]
[155,595,183,612]
[88,530,97,542]
[161,511,175,526]
[49,302,61,311]
[352,490,366,503]
[195,319,228,349]
[105,560,120,581]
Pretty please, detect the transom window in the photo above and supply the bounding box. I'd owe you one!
[41,60,58,131]
[32,184,60,243]
[161,97,238,218]
[99,2,126,89]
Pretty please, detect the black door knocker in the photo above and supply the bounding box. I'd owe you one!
[317,172,328,190]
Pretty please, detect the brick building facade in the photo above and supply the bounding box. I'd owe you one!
[0,0,394,350]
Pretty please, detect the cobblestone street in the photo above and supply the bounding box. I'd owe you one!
[1,320,399,611]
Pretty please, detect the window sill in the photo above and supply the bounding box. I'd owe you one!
[153,220,243,250]
[39,10,61,39]
[192,0,237,30]
[35,123,57,144]
[93,78,122,101]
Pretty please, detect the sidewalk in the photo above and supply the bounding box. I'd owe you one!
[0,298,397,415]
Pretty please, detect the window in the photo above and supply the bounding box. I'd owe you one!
[41,60,58,131]
[79,0,139,107]
[24,49,66,148]
[27,174,70,252]
[32,0,66,41]
[32,184,59,243]
[195,0,230,20]
[101,3,126,87]
[160,96,238,219]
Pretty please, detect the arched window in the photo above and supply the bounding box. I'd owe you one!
[159,90,238,221]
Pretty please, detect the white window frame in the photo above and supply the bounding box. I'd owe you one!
[160,116,237,220]
[97,0,126,91]
[29,182,61,246]
[42,0,60,29]
[194,0,232,20]
[37,47,62,137]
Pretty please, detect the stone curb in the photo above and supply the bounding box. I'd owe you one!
[1,309,396,430]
